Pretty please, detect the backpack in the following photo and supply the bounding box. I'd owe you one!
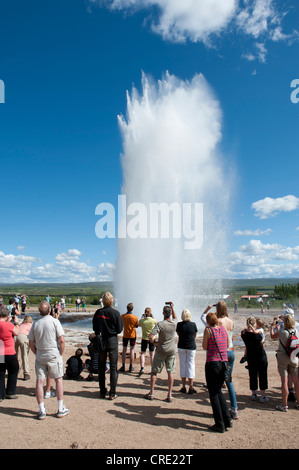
[280,329,299,361]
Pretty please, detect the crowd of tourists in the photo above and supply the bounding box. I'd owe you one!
[0,292,299,433]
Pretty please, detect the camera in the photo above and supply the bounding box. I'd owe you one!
[165,302,172,306]
[213,304,217,307]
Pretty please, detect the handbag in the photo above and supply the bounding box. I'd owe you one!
[91,332,106,352]
[209,327,232,383]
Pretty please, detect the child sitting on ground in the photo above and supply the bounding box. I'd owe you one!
[65,348,84,380]
[85,334,110,380]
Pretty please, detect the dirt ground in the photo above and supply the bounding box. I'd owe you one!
[0,307,298,454]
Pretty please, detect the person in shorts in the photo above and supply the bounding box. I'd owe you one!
[119,303,139,373]
[145,302,177,402]
[28,301,69,420]
[138,307,157,376]
[270,313,299,412]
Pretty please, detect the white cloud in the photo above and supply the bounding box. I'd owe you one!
[96,0,297,57]
[236,0,276,38]
[104,0,236,43]
[0,249,115,283]
[252,195,299,219]
[234,228,272,236]
[16,246,25,251]
[227,239,299,277]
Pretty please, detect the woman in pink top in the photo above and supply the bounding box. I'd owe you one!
[202,312,232,433]
[15,315,33,381]
[0,306,20,400]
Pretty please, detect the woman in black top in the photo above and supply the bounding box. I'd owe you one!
[176,309,198,394]
[241,316,269,403]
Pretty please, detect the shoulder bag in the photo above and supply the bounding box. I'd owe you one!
[209,327,232,383]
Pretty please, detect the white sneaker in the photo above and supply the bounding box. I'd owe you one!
[57,407,70,418]
[44,389,56,399]
[37,409,46,420]
[230,407,240,419]
[276,403,288,412]
[259,396,269,403]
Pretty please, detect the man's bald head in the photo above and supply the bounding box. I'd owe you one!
[39,300,51,316]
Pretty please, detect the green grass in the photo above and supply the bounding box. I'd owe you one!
[0,278,298,307]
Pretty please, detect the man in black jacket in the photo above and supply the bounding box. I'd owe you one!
[93,292,123,400]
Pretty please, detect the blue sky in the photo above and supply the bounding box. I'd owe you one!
[0,0,298,283]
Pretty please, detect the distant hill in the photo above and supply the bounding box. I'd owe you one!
[0,281,113,296]
[222,278,299,293]
[0,278,297,296]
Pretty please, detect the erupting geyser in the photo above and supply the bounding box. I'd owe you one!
[114,72,230,325]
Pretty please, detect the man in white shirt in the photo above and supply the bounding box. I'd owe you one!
[29,301,69,420]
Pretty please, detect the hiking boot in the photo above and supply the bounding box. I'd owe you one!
[138,368,144,377]
[129,365,134,372]
[119,365,125,372]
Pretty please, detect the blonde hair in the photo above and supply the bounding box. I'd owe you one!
[216,301,228,318]
[181,309,192,322]
[22,315,33,324]
[284,314,295,330]
[255,318,264,328]
[102,292,113,307]
[246,316,256,327]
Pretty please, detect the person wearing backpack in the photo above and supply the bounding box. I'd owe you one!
[270,313,299,412]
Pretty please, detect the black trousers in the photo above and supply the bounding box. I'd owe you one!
[98,336,118,397]
[0,354,19,399]
[248,353,268,391]
[205,361,231,430]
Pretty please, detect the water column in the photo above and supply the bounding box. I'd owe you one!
[115,72,230,325]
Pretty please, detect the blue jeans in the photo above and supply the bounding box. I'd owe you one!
[226,350,237,409]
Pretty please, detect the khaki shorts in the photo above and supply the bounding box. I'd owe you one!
[35,356,64,380]
[277,352,298,378]
[152,352,176,374]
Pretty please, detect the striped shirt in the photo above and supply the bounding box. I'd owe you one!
[206,326,228,362]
